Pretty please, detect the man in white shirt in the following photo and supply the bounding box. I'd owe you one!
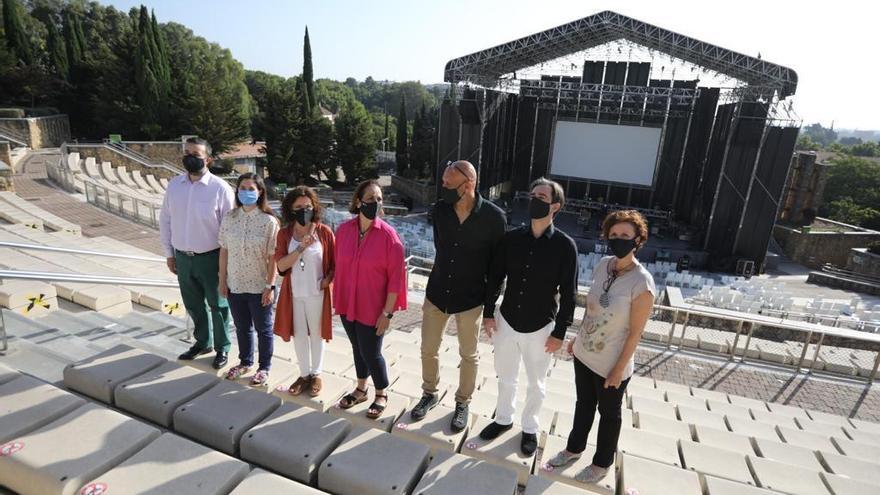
[160,137,236,369]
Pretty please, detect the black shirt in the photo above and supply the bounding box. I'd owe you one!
[486,224,578,340]
[426,193,507,315]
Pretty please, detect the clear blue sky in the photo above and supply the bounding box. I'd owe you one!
[105,0,879,130]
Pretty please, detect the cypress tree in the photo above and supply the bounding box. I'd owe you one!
[150,10,171,88]
[302,26,317,111]
[2,0,34,65]
[395,93,409,175]
[46,20,69,79]
[135,5,163,137]
[63,10,83,69]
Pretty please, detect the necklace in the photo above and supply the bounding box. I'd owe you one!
[600,259,635,308]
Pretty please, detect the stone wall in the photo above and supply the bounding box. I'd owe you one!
[120,141,183,165]
[0,115,70,149]
[847,248,880,278]
[67,145,180,180]
[773,218,880,268]
[391,175,436,206]
[778,151,830,224]
[0,141,10,168]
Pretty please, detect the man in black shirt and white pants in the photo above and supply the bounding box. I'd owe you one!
[411,161,507,432]
[482,177,578,456]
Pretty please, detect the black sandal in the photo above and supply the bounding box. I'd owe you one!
[366,393,388,419]
[338,387,368,409]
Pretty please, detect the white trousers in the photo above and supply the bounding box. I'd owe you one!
[293,295,325,376]
[493,312,554,434]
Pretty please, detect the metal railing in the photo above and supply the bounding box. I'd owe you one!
[63,142,183,177]
[0,130,28,148]
[83,180,162,228]
[104,141,180,171]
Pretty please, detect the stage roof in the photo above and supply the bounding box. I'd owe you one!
[444,10,798,98]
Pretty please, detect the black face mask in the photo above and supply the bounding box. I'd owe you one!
[359,201,379,220]
[440,184,463,205]
[528,198,551,219]
[182,155,205,174]
[607,238,639,259]
[293,208,314,226]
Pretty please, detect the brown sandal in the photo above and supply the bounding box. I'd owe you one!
[287,376,311,396]
[366,393,388,419]
[338,387,368,409]
[309,375,323,397]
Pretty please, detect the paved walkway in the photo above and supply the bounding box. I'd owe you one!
[391,303,880,422]
[12,151,165,256]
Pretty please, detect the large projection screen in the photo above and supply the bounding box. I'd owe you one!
[549,120,662,186]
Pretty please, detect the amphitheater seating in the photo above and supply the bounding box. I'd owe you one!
[1,321,880,495]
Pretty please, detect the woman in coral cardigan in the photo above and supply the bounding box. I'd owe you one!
[274,186,335,397]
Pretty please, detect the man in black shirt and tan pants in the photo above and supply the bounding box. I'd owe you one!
[410,161,507,432]
[481,177,578,456]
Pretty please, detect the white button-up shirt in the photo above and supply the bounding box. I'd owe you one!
[159,172,235,257]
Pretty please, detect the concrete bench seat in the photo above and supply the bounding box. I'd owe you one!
[697,329,733,353]
[805,409,852,427]
[704,475,780,495]
[0,193,81,235]
[114,361,218,426]
[616,426,682,467]
[392,404,473,454]
[796,418,848,438]
[552,408,634,442]
[726,416,781,442]
[460,417,537,485]
[680,440,755,486]
[413,451,519,495]
[636,412,693,441]
[0,403,160,495]
[0,375,85,443]
[747,455,830,495]
[750,408,801,428]
[845,428,880,447]
[524,475,591,495]
[63,344,165,404]
[0,202,42,229]
[727,395,769,412]
[319,427,430,495]
[665,390,708,410]
[691,387,731,402]
[847,418,880,435]
[535,435,615,494]
[706,398,753,419]
[820,472,880,495]
[99,161,118,182]
[819,450,880,486]
[229,469,325,494]
[831,436,880,462]
[80,432,249,495]
[241,403,351,485]
[271,371,352,412]
[619,453,701,495]
[753,437,823,470]
[629,395,677,420]
[678,405,729,430]
[440,386,496,418]
[693,424,755,454]
[653,379,693,395]
[173,380,281,455]
[777,425,837,452]
[626,383,667,403]
[0,280,58,317]
[144,174,165,194]
[329,389,410,432]
[0,362,19,385]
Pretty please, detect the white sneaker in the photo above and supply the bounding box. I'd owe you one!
[575,464,609,483]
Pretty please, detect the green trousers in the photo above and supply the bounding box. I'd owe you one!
[175,249,231,353]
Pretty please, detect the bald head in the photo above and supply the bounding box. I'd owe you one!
[443,160,476,187]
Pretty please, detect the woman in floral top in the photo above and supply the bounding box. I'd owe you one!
[218,173,280,386]
[546,210,655,484]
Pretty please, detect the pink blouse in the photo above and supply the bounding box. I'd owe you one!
[333,217,408,327]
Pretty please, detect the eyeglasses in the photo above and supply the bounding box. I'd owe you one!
[447,161,473,182]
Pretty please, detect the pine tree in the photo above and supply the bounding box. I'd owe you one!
[395,93,409,175]
[45,19,69,79]
[302,26,317,111]
[2,0,34,65]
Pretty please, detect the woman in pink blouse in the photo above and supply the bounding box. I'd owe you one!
[334,180,407,419]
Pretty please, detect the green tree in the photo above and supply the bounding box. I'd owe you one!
[395,93,409,175]
[133,5,169,137]
[335,98,376,184]
[302,26,317,110]
[820,156,880,229]
[62,9,84,69]
[802,123,837,148]
[260,79,301,183]
[795,135,820,151]
[44,18,68,79]
[410,102,435,178]
[850,141,879,157]
[2,0,33,65]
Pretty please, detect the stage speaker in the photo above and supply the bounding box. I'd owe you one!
[458,87,482,124]
[735,259,755,279]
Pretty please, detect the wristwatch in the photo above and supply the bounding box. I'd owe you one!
[384,312,394,320]
[265,284,275,290]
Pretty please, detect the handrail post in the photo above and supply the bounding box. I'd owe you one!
[677,312,691,347]
[809,333,824,374]
[741,322,755,363]
[796,330,813,370]
[0,308,7,354]
[869,350,880,384]
[667,310,678,349]
[729,320,744,361]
